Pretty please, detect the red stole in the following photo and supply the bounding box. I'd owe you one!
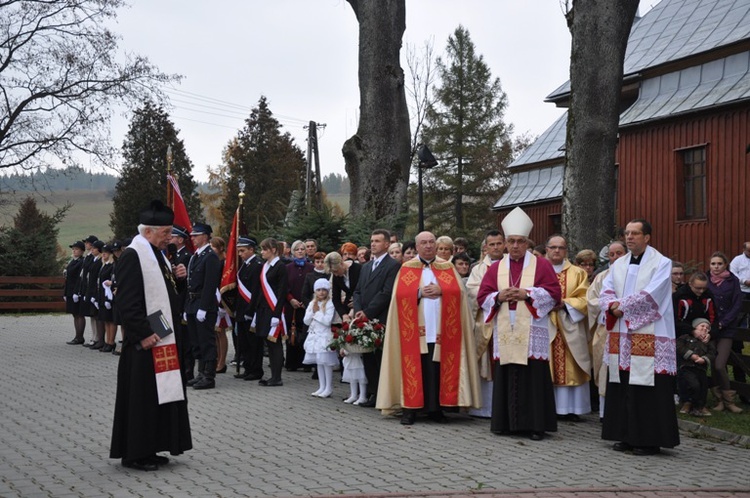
[395,264,463,408]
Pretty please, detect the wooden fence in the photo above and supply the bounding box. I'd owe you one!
[0,276,65,312]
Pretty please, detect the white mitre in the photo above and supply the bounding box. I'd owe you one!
[501,207,533,237]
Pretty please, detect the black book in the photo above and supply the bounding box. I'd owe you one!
[135,309,174,350]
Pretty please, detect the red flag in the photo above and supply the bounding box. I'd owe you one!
[220,207,239,294]
[167,174,194,253]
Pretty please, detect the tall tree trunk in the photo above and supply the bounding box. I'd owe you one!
[562,0,639,253]
[343,0,411,222]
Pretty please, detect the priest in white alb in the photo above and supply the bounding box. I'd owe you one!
[477,207,561,441]
[599,219,679,455]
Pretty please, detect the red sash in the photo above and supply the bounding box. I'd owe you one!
[395,265,463,408]
[261,263,286,341]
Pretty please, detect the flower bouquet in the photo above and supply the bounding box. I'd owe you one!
[329,318,385,354]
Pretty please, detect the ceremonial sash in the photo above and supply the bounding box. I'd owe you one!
[494,253,537,365]
[261,262,286,342]
[395,263,463,408]
[130,234,184,405]
[237,269,252,303]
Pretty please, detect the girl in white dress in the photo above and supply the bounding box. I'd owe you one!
[303,279,339,398]
[341,347,368,405]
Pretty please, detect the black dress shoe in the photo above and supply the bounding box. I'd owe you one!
[90,341,104,350]
[216,365,227,374]
[428,411,449,423]
[612,442,633,452]
[258,379,268,386]
[100,344,114,353]
[264,379,283,387]
[243,373,263,381]
[122,458,158,471]
[359,395,376,408]
[530,432,545,441]
[400,411,416,425]
[145,454,169,466]
[567,414,581,422]
[66,338,84,345]
[633,446,660,456]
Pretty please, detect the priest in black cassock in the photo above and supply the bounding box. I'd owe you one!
[109,200,192,471]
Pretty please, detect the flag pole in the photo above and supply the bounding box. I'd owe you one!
[166,145,174,208]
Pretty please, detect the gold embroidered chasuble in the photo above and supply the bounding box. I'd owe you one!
[376,258,480,413]
[466,255,495,379]
[549,261,591,386]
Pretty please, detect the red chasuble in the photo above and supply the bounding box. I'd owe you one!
[394,264,463,408]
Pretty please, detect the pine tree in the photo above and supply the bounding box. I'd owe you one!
[421,26,514,237]
[0,196,68,276]
[218,96,306,237]
[110,103,200,239]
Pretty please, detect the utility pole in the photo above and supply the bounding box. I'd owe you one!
[304,121,326,211]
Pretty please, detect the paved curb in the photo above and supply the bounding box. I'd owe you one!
[678,418,750,447]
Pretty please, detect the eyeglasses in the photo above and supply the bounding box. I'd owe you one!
[547,246,567,251]
[579,262,595,267]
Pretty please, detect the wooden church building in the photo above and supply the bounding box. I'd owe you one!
[493,0,750,265]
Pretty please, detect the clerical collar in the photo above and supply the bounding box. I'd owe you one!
[419,257,435,267]
[630,253,644,265]
[552,262,565,273]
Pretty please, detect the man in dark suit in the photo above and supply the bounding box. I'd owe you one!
[185,223,222,390]
[353,229,401,407]
[234,236,265,381]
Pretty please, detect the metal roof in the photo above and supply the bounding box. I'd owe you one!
[509,111,567,168]
[620,50,750,125]
[547,0,750,101]
[492,165,564,210]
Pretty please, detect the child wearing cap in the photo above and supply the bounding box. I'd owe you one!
[303,278,339,398]
[676,317,717,416]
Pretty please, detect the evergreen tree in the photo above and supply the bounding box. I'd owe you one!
[421,25,514,237]
[110,103,200,239]
[0,196,68,276]
[218,96,306,237]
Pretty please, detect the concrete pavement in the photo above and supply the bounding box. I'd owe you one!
[0,314,748,498]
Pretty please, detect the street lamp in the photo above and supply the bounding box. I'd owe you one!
[416,143,438,232]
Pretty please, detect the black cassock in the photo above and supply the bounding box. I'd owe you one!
[109,243,192,461]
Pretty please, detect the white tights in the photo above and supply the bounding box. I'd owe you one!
[344,381,369,404]
[311,363,334,398]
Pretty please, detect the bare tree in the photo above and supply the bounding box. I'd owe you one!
[562,0,640,252]
[342,0,411,221]
[405,38,436,161]
[0,0,178,171]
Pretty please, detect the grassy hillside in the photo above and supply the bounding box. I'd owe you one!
[0,189,114,250]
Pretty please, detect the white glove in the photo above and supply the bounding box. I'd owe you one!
[91,297,96,304]
[72,294,79,303]
[270,317,279,330]
[244,315,252,322]
[197,309,207,322]
[251,315,257,328]
[93,300,99,310]
[104,301,111,310]
[182,312,187,322]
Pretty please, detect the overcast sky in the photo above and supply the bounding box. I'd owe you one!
[108,1,655,183]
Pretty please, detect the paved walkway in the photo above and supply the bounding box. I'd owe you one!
[0,315,748,498]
